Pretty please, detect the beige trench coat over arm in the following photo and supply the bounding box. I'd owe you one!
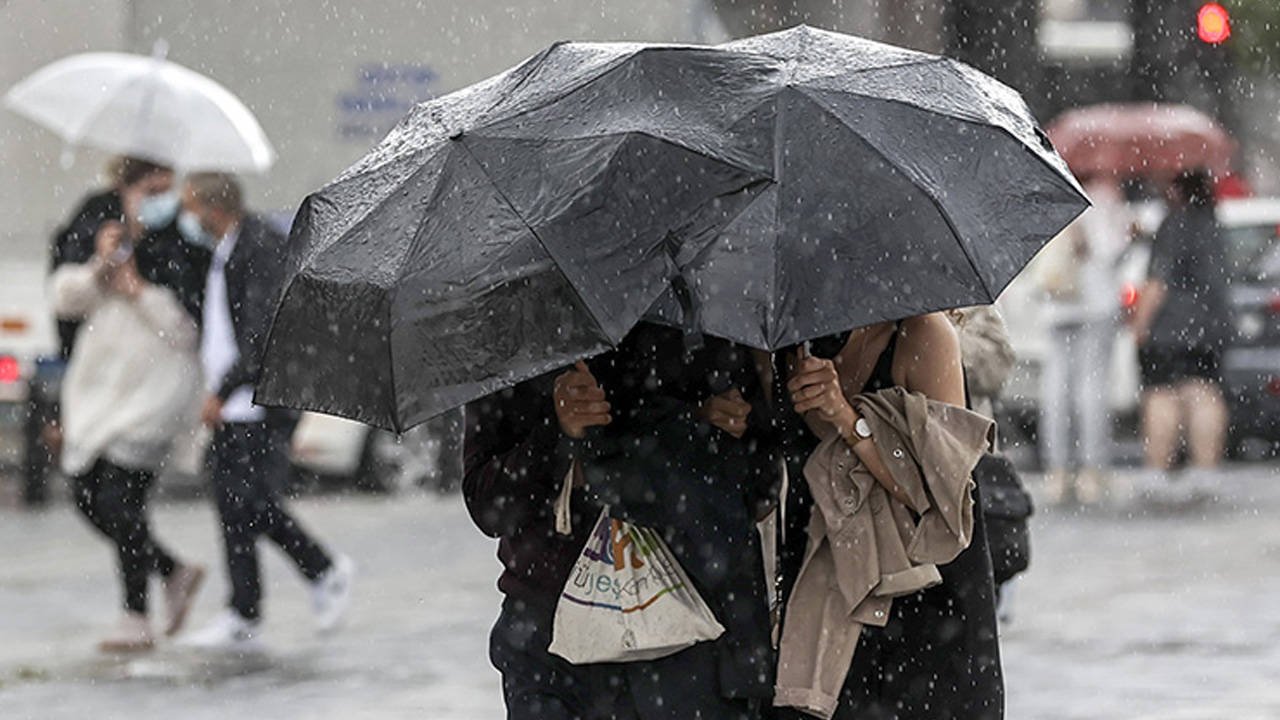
[774,387,994,720]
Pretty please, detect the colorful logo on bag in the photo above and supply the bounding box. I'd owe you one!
[566,516,683,613]
[583,516,655,570]
[581,515,650,566]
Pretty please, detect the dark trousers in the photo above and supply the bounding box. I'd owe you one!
[73,459,177,613]
[491,598,640,720]
[210,422,331,620]
[491,597,759,720]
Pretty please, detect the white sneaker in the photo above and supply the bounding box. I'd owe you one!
[310,554,354,635]
[182,609,263,651]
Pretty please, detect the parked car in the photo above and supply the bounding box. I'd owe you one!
[0,260,59,505]
[998,197,1280,464]
[1215,200,1280,456]
[288,412,459,495]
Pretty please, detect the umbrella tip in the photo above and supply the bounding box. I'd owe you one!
[151,39,170,60]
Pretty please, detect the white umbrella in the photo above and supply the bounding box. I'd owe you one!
[3,44,275,173]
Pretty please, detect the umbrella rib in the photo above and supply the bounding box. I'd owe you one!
[470,41,562,126]
[797,89,994,302]
[770,93,786,348]
[305,149,446,264]
[935,59,1087,196]
[66,70,153,148]
[384,281,402,434]
[796,75,1032,147]
[679,180,773,269]
[452,137,616,346]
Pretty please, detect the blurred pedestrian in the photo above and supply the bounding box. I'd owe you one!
[1130,169,1231,491]
[49,157,210,347]
[1034,178,1129,504]
[49,157,127,359]
[33,158,208,503]
[50,213,207,654]
[178,173,353,650]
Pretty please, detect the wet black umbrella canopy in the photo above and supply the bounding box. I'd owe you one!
[256,25,1088,431]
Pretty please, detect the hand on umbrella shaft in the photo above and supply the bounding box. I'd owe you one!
[787,354,857,439]
[554,361,611,439]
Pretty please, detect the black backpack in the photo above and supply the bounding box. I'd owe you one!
[974,452,1033,586]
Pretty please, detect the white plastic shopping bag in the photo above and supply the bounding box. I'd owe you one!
[548,507,725,664]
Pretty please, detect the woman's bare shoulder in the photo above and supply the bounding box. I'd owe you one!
[896,313,965,403]
[899,312,960,353]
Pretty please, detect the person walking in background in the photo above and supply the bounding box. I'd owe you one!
[51,215,207,654]
[49,156,131,360]
[31,157,208,504]
[178,173,354,650]
[1130,169,1231,495]
[1035,177,1130,505]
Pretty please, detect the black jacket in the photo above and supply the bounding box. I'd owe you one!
[464,324,777,703]
[51,191,121,358]
[50,190,210,359]
[579,397,776,702]
[214,214,288,404]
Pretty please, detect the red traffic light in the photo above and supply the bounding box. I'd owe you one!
[1197,3,1231,44]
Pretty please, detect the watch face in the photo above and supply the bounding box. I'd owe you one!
[855,417,872,438]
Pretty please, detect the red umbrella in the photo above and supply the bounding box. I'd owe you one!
[1046,102,1234,181]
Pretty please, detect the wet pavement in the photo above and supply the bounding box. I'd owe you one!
[1,463,1278,719]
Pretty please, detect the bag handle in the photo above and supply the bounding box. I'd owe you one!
[554,461,582,536]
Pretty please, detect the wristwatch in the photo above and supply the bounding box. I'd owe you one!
[853,417,873,441]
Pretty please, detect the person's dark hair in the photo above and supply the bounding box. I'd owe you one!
[1172,168,1215,208]
[111,156,172,188]
[186,172,244,216]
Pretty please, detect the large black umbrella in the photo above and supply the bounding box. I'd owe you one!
[256,26,1086,431]
[644,27,1089,348]
[257,42,774,430]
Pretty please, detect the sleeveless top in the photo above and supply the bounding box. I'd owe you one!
[807,323,899,394]
[861,325,899,394]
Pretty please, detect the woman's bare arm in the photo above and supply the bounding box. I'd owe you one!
[898,313,967,406]
[847,314,965,505]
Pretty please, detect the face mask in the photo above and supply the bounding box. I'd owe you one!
[178,210,214,248]
[136,191,179,229]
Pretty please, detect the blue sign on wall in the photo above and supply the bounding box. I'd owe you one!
[336,63,438,141]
